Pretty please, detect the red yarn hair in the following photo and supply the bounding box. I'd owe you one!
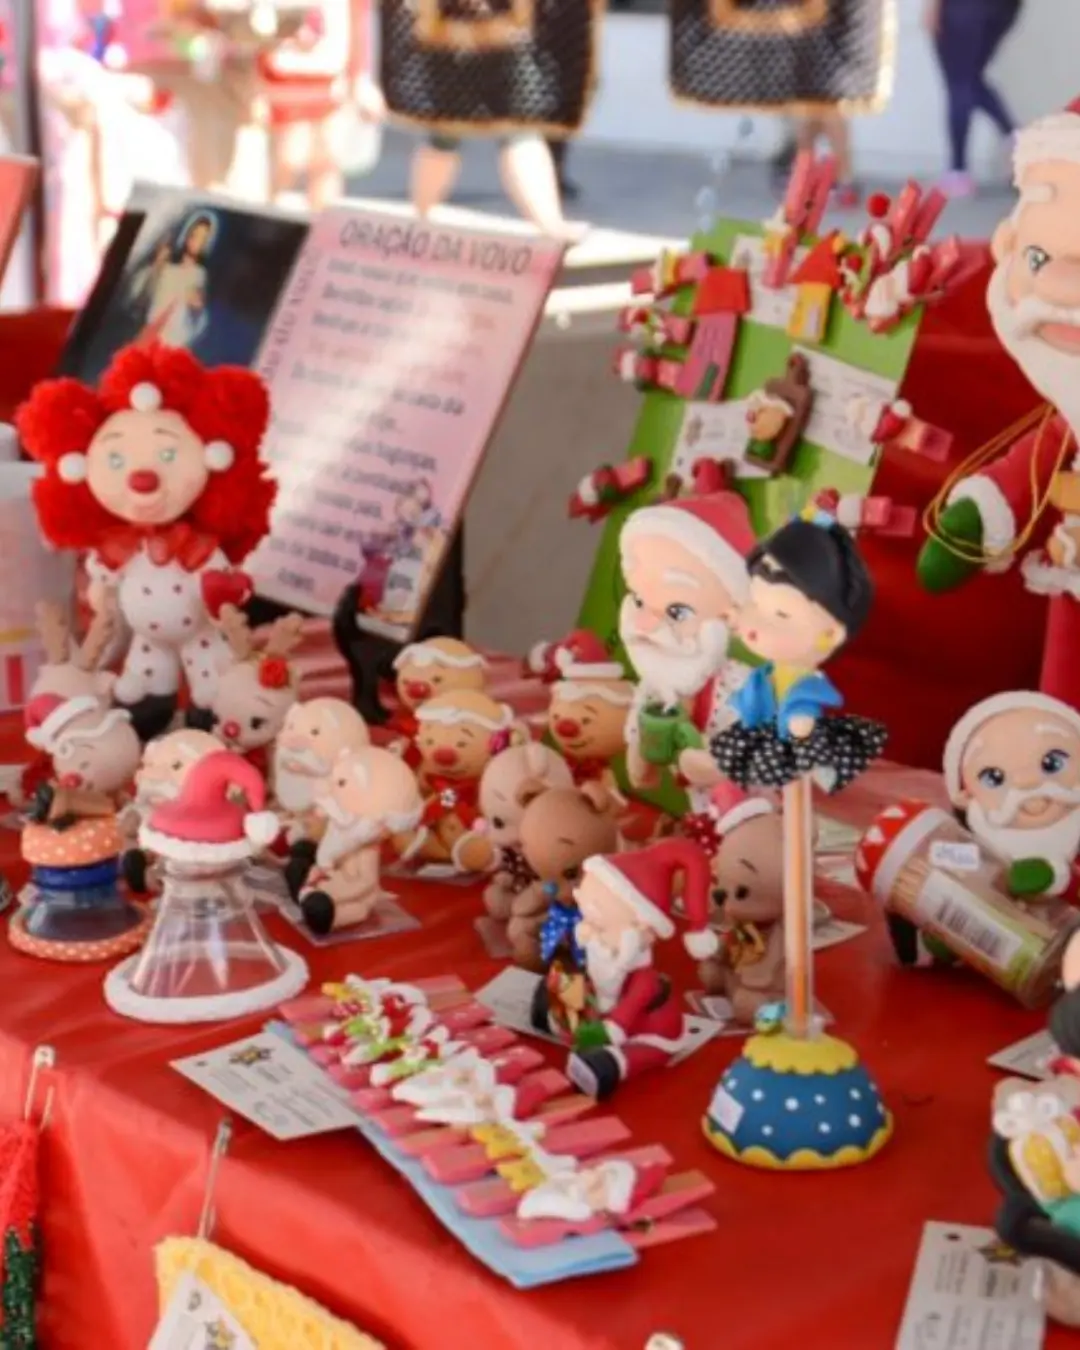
[16,343,277,564]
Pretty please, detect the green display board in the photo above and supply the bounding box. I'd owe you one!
[577,217,923,655]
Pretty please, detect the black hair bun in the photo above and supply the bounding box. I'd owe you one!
[747,517,874,640]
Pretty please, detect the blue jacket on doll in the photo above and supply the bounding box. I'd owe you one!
[729,664,844,740]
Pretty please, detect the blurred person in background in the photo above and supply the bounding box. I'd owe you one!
[924,0,1021,198]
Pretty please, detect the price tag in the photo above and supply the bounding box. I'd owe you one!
[148,1273,255,1350]
[928,839,982,873]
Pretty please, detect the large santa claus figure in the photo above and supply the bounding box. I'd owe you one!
[918,98,1080,706]
[617,462,755,840]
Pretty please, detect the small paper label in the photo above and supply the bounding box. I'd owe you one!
[987,1030,1057,1081]
[707,1085,745,1133]
[171,1033,361,1141]
[148,1273,256,1350]
[928,840,982,873]
[895,1222,1045,1350]
[812,917,867,951]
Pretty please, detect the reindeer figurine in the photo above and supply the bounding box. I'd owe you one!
[205,604,306,776]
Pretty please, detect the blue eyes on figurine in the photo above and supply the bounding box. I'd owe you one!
[978,767,1006,788]
[1043,749,1070,774]
[666,603,693,623]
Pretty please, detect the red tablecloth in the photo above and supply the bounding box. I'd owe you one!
[0,747,1070,1350]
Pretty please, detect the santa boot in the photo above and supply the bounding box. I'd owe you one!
[567,1041,672,1101]
[410,143,462,217]
[285,839,318,902]
[300,889,335,936]
[121,847,151,896]
[497,136,586,244]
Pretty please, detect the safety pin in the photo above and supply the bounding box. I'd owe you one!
[23,1045,55,1130]
[196,1117,233,1241]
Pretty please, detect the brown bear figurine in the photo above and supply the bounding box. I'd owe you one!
[510,780,620,971]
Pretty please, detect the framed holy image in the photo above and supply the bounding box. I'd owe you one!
[413,0,536,51]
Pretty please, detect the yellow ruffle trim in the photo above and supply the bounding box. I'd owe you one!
[156,1238,384,1350]
[702,1113,894,1171]
[742,1032,858,1075]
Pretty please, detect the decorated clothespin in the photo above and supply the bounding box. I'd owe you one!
[869,398,953,462]
[613,348,682,393]
[568,458,653,522]
[617,306,695,348]
[762,151,837,289]
[630,251,712,300]
[814,489,916,539]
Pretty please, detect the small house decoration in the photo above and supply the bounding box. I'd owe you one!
[787,231,846,344]
[674,266,752,403]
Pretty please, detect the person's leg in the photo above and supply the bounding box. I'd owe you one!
[820,110,857,202]
[410,133,462,216]
[934,0,979,191]
[497,133,586,242]
[972,0,1020,135]
[546,136,579,200]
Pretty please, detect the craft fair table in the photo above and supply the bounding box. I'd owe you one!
[0,751,1068,1350]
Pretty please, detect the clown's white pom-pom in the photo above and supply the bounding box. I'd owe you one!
[57,452,87,484]
[244,812,280,848]
[684,928,720,960]
[130,382,162,413]
[204,440,235,473]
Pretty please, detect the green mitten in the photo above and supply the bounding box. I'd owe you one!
[916,498,984,593]
[1007,857,1056,898]
[573,1020,611,1052]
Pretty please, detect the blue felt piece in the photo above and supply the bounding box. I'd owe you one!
[33,859,120,890]
[266,1021,637,1287]
[708,1054,888,1161]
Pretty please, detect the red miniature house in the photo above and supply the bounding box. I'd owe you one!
[675,267,752,402]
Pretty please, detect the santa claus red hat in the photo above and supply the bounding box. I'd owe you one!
[526,629,624,683]
[942,690,1080,803]
[709,780,774,835]
[618,484,754,604]
[1014,98,1080,182]
[140,749,280,865]
[581,838,719,959]
[24,692,107,753]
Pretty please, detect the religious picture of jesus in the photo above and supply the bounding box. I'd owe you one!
[129,210,217,350]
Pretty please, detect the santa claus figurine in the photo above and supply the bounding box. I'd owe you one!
[533,837,716,1100]
[16,343,276,739]
[917,99,1080,707]
[24,691,142,825]
[618,459,755,836]
[944,691,1080,902]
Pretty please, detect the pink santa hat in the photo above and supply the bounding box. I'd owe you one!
[618,478,755,605]
[140,749,280,865]
[942,690,1080,803]
[1014,97,1080,183]
[708,780,774,835]
[581,837,719,959]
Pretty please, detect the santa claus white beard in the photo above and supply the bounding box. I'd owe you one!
[316,815,383,868]
[134,778,179,811]
[274,746,332,813]
[583,926,653,1013]
[620,605,730,707]
[968,788,1080,874]
[987,263,1080,437]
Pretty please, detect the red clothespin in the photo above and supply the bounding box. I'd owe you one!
[630,250,712,300]
[568,458,653,522]
[870,399,953,462]
[762,152,837,290]
[833,493,917,538]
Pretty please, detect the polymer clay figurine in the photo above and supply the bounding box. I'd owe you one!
[23,692,142,825]
[470,741,573,928]
[205,605,306,772]
[540,632,635,795]
[404,689,527,869]
[743,354,814,474]
[943,691,1080,902]
[532,838,715,1099]
[697,787,786,1024]
[918,99,1080,710]
[709,510,887,794]
[989,933,1080,1324]
[16,342,276,738]
[387,637,488,766]
[513,780,620,972]
[298,744,424,935]
[618,460,755,843]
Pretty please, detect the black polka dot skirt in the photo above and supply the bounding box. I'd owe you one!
[709,715,888,793]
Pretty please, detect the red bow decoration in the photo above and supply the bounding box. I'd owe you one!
[421,778,480,829]
[202,569,254,620]
[97,520,220,573]
[258,656,291,690]
[569,758,610,787]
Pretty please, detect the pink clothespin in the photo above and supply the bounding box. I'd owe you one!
[762,152,837,289]
[871,399,953,462]
[568,458,653,522]
[630,251,712,300]
[832,493,917,538]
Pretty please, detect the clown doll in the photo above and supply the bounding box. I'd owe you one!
[16,343,276,739]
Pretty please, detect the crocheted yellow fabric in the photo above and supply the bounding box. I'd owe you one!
[156,1238,384,1350]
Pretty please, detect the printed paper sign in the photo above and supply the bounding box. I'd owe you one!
[729,234,806,330]
[794,345,898,466]
[987,1030,1057,1081]
[476,967,719,1063]
[895,1222,1045,1350]
[670,400,771,483]
[149,1273,256,1350]
[929,840,982,873]
[171,1033,361,1141]
[246,206,566,638]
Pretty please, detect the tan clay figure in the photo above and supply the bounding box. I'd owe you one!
[273,697,371,843]
[388,637,488,762]
[298,744,424,935]
[697,798,786,1024]
[545,635,635,796]
[744,353,814,473]
[511,781,620,970]
[208,605,306,774]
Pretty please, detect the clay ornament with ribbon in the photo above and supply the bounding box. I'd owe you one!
[295,743,424,936]
[917,98,1080,712]
[16,342,276,740]
[386,637,488,765]
[405,689,529,871]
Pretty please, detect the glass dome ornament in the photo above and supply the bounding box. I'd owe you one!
[104,751,308,1023]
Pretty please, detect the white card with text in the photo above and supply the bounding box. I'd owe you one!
[148,1273,255,1350]
[171,1033,361,1141]
[895,1222,1044,1350]
[987,1030,1057,1081]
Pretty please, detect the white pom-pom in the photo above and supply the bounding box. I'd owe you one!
[204,440,235,473]
[684,928,720,960]
[526,641,551,675]
[836,496,865,530]
[57,452,87,484]
[130,382,162,413]
[577,476,600,508]
[244,811,280,848]
[892,398,913,420]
